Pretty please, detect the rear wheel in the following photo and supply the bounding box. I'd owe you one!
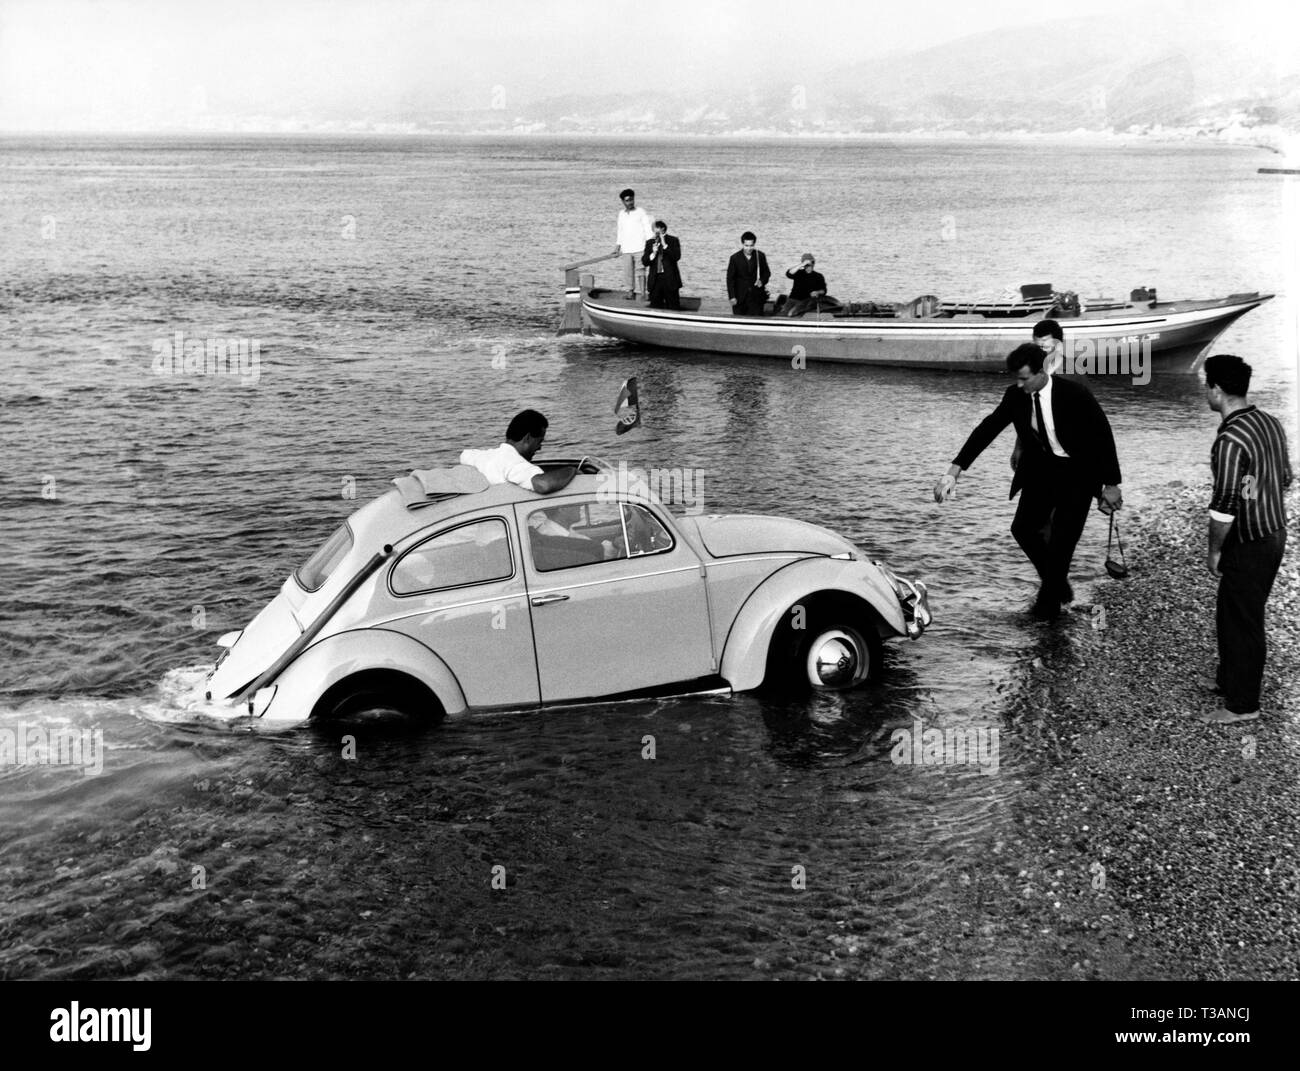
[312,671,445,724]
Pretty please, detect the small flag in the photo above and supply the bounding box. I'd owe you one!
[614,376,641,435]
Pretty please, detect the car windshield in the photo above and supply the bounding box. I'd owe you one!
[295,523,353,592]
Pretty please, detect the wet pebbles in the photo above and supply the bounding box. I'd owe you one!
[967,485,1300,979]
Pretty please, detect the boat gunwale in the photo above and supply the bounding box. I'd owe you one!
[580,292,1270,335]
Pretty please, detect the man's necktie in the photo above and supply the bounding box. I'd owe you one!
[1033,391,1052,453]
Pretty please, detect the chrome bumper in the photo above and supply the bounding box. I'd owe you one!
[899,578,932,639]
[873,561,932,640]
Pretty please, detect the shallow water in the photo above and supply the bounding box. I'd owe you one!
[1,134,1294,977]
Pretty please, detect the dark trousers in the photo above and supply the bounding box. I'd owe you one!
[1010,457,1096,598]
[1216,527,1286,714]
[648,276,680,310]
[732,290,765,316]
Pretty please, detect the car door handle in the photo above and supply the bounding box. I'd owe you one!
[530,593,570,606]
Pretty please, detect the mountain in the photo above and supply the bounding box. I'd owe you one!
[480,12,1297,135]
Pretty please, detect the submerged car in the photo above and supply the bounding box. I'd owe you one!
[203,459,931,725]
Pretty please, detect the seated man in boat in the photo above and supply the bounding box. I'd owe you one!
[780,253,830,317]
[459,409,581,495]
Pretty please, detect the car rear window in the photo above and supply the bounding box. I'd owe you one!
[295,523,353,592]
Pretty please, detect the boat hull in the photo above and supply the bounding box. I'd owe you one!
[579,290,1271,372]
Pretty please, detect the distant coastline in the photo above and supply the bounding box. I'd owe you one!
[0,126,1290,154]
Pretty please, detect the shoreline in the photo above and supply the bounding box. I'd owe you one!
[0,129,1282,152]
[968,483,1300,980]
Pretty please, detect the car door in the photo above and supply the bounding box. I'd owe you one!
[380,513,540,708]
[516,497,714,703]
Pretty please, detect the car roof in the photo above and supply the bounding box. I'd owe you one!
[349,468,666,552]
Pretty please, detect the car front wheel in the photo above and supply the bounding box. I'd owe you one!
[765,606,883,694]
[802,627,875,690]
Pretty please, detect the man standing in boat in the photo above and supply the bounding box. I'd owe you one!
[1009,318,1068,472]
[933,343,1123,620]
[1032,318,1066,375]
[614,189,655,300]
[642,220,682,310]
[726,231,770,316]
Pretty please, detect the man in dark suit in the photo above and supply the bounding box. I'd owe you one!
[642,219,682,310]
[934,343,1124,619]
[726,231,770,316]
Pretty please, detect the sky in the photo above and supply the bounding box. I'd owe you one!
[0,0,1294,131]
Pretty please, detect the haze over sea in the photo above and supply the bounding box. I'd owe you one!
[0,135,1293,979]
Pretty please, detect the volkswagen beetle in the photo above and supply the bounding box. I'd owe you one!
[202,460,931,725]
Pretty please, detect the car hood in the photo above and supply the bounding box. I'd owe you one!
[682,514,858,559]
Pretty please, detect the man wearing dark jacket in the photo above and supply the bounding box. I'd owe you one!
[726,231,770,316]
[934,343,1124,619]
[642,220,682,310]
[781,252,828,317]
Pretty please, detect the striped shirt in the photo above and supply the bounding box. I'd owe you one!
[1209,406,1293,541]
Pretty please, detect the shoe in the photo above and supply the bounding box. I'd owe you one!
[1196,707,1259,725]
[1030,594,1061,621]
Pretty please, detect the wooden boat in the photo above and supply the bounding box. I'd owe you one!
[558,255,1272,372]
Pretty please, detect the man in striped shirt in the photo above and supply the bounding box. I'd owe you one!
[1202,354,1293,724]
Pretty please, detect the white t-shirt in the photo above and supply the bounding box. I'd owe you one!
[459,443,542,490]
[616,207,654,254]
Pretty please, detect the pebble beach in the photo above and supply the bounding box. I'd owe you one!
[962,484,1300,980]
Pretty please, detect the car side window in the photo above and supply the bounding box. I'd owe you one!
[390,518,513,596]
[528,501,622,572]
[527,501,673,572]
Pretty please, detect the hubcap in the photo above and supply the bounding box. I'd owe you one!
[806,630,864,689]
